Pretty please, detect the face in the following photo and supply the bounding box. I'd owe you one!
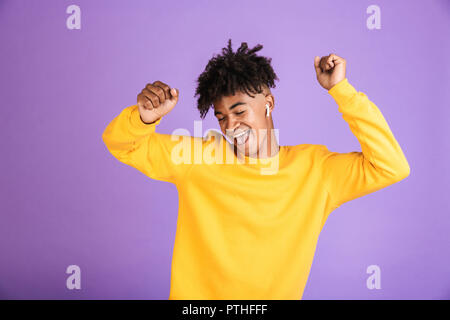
[213,87,274,158]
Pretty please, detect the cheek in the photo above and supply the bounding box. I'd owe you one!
[245,111,260,126]
[247,114,266,132]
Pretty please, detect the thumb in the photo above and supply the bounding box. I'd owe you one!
[170,87,179,101]
[314,56,322,74]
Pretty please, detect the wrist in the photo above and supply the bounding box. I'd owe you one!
[130,105,162,129]
[140,114,159,125]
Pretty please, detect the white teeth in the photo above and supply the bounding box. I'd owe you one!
[235,130,250,145]
[234,131,246,138]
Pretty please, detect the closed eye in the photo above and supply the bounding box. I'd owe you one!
[218,110,245,122]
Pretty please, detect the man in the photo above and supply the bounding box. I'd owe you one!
[102,39,410,299]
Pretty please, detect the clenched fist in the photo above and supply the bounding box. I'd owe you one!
[137,80,179,124]
[314,54,346,91]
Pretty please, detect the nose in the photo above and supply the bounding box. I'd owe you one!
[223,118,241,140]
[225,116,240,133]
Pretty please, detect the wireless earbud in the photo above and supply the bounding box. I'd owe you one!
[265,104,270,117]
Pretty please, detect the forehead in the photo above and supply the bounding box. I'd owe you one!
[213,90,255,111]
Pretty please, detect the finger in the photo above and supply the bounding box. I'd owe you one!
[138,92,153,111]
[142,89,160,109]
[170,87,178,99]
[327,54,336,68]
[137,93,145,110]
[320,57,329,72]
[143,96,154,110]
[329,54,346,66]
[327,59,334,68]
[153,81,172,100]
[138,92,153,110]
[145,84,165,104]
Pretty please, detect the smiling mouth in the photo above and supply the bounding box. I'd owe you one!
[233,129,250,146]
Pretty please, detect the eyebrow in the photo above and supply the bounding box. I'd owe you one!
[214,102,246,116]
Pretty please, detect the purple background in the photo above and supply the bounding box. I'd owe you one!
[0,0,449,299]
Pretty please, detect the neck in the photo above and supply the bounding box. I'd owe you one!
[258,126,280,159]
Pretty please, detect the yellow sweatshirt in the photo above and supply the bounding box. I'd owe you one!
[102,78,410,300]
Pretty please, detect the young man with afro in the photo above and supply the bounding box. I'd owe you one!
[102,39,410,300]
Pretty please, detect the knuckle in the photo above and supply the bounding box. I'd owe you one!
[155,86,164,96]
[145,100,153,109]
[149,84,164,98]
[157,81,169,90]
[151,96,159,106]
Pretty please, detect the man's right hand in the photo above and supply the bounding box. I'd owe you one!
[137,80,179,124]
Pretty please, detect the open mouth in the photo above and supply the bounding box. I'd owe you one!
[233,129,250,146]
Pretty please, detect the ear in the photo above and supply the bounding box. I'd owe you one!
[264,93,275,113]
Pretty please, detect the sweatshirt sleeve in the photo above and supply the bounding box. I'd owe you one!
[318,78,410,209]
[101,105,193,184]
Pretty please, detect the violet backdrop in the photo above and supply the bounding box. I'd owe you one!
[0,0,449,299]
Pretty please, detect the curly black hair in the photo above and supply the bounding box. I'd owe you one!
[194,39,279,119]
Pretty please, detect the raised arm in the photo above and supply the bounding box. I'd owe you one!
[313,54,410,210]
[318,78,410,209]
[102,81,192,184]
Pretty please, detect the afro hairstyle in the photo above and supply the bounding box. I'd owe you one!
[194,39,279,119]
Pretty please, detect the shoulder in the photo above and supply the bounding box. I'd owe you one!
[283,143,329,156]
[280,144,331,166]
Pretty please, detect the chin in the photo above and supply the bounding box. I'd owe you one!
[236,142,258,158]
[235,130,258,156]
